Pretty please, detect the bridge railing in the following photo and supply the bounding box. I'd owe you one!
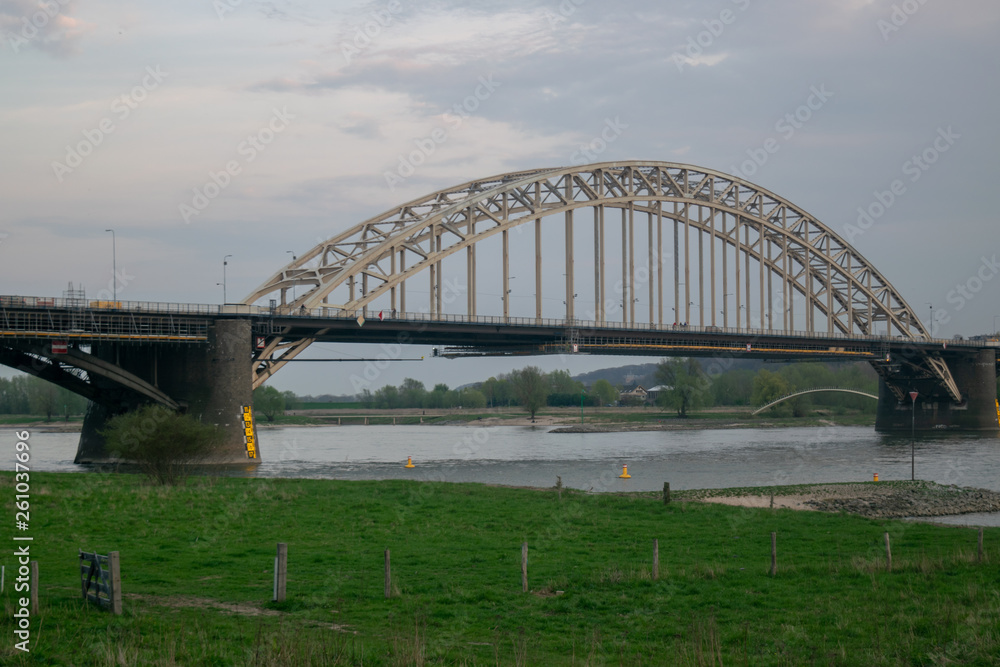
[3,295,998,349]
[0,295,261,316]
[314,309,998,349]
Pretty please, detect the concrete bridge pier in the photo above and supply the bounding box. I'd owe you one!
[875,349,999,432]
[75,319,258,464]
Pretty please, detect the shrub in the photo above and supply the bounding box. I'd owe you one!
[102,404,223,485]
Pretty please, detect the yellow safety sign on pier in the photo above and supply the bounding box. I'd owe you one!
[242,406,258,459]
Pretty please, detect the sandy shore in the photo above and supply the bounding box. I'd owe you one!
[684,481,1000,519]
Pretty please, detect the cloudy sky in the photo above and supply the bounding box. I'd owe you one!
[1,0,998,395]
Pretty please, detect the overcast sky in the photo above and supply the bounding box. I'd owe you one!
[1,0,998,396]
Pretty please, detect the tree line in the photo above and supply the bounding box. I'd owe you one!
[252,360,881,421]
[654,359,880,417]
[0,375,89,419]
[355,370,620,419]
[0,357,886,423]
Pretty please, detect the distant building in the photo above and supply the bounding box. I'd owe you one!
[645,385,672,404]
[619,384,648,404]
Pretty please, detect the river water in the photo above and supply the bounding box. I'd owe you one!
[11,424,1000,525]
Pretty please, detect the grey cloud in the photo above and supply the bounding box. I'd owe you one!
[0,0,91,56]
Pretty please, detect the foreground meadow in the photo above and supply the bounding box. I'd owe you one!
[1,472,998,665]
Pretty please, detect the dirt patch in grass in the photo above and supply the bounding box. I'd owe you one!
[130,594,281,617]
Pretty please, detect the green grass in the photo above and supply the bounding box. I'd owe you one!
[2,473,998,665]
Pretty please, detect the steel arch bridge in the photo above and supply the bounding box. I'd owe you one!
[243,161,958,401]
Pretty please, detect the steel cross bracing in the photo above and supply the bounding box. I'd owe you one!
[243,161,959,401]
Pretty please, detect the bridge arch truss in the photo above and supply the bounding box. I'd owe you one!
[244,161,955,396]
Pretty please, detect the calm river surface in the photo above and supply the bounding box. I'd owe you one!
[12,424,1000,525]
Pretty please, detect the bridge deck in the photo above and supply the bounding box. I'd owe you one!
[2,295,997,357]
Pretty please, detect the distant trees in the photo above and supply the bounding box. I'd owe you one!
[362,379,487,410]
[344,360,878,418]
[710,368,756,406]
[655,358,710,417]
[253,385,286,422]
[591,379,618,406]
[0,375,88,419]
[400,378,426,408]
[281,390,300,410]
[750,369,793,416]
[509,366,549,420]
[480,376,511,407]
[27,380,59,422]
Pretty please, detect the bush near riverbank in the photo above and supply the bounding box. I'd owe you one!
[1,473,998,665]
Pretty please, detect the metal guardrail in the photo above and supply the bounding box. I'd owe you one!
[2,294,997,349]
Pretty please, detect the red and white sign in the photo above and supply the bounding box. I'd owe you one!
[909,391,918,402]
[255,336,266,350]
[51,341,68,354]
[378,310,384,321]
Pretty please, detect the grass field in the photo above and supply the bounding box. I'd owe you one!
[1,472,997,665]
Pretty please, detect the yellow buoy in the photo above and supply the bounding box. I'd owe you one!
[404,456,415,469]
[619,465,631,479]
[873,473,879,482]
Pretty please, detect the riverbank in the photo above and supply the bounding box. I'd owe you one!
[677,480,1000,520]
[2,472,998,665]
[0,406,875,432]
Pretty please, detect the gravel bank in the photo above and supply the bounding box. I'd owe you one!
[682,481,1000,519]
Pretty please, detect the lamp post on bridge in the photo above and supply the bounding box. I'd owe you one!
[286,251,298,303]
[909,390,918,481]
[221,254,232,304]
[104,229,116,302]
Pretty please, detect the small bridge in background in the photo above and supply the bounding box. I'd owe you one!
[751,388,879,415]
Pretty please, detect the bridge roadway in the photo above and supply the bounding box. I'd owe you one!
[3,294,996,362]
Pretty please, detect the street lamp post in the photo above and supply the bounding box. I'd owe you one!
[104,229,116,302]
[222,254,232,304]
[909,390,918,481]
[286,251,297,302]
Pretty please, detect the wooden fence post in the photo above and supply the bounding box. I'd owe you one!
[108,551,122,615]
[978,527,984,564]
[521,543,528,593]
[663,482,671,504]
[275,543,288,602]
[884,532,892,572]
[30,561,38,614]
[653,539,659,580]
[384,549,391,598]
[770,533,777,577]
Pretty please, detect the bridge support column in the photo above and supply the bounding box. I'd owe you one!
[75,319,257,464]
[875,349,999,432]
